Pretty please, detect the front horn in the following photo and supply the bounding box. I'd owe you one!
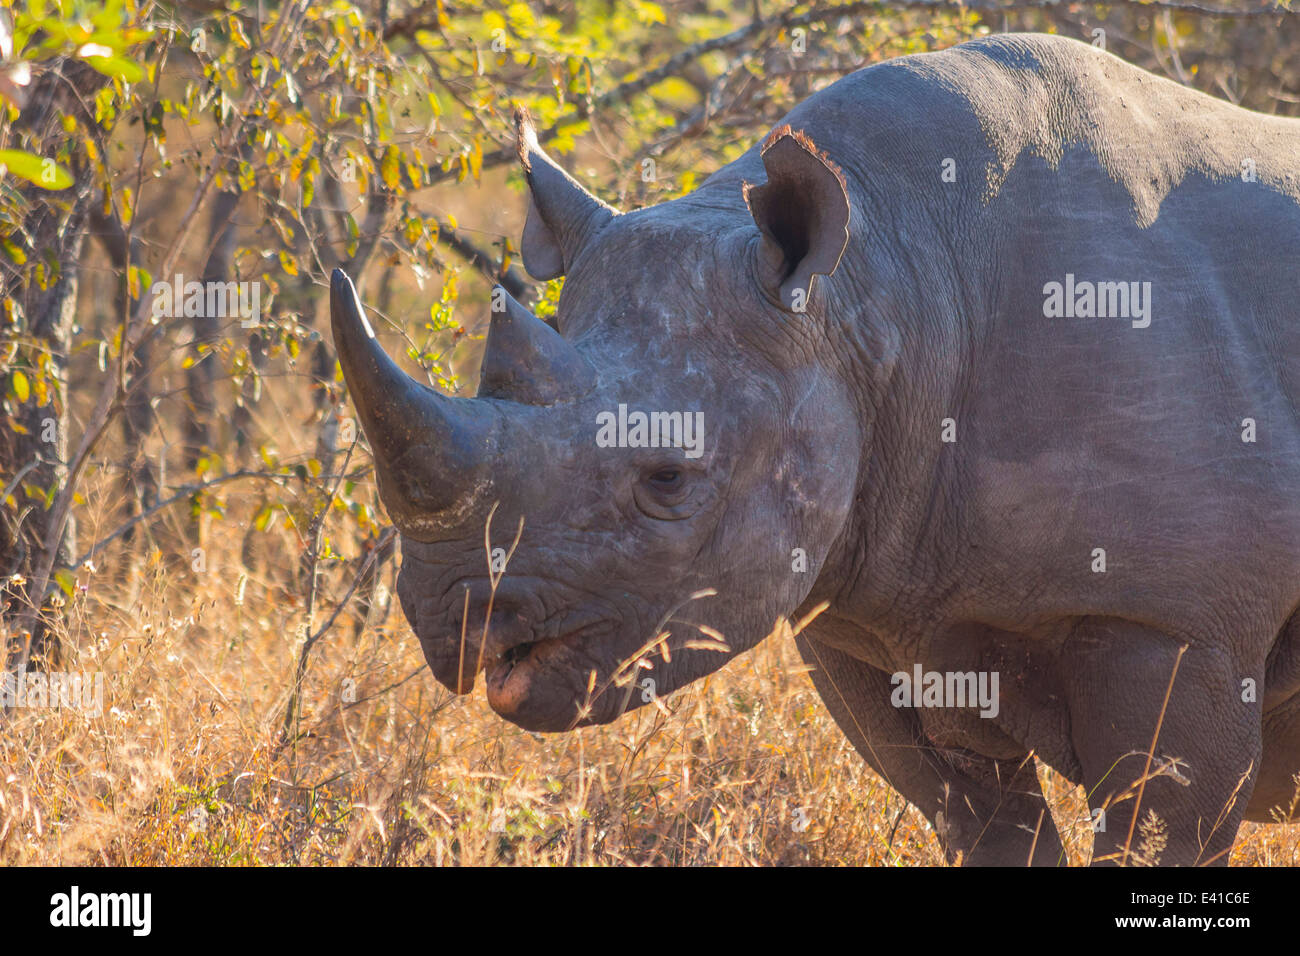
[330,268,498,537]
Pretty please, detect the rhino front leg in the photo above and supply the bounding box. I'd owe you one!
[795,630,1064,866]
[1062,618,1263,866]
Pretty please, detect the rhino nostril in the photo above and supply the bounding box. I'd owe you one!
[470,606,536,659]
[502,641,536,670]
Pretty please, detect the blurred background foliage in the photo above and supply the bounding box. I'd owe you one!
[1,0,1297,658]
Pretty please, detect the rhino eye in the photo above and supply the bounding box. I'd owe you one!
[634,464,701,521]
[646,468,683,492]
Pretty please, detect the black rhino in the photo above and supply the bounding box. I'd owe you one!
[330,32,1300,865]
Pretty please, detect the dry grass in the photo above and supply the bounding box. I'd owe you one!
[2,492,1298,867]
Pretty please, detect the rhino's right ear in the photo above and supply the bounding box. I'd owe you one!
[515,107,616,281]
[744,126,851,312]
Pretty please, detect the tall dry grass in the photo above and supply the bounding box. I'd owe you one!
[2,478,1298,866]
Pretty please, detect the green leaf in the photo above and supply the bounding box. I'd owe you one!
[127,264,151,300]
[54,569,77,598]
[2,237,26,264]
[0,150,73,190]
[80,51,145,83]
[254,505,273,532]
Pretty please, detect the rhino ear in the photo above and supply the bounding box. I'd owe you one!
[515,107,616,280]
[744,126,850,312]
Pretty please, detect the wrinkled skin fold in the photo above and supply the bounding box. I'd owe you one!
[332,34,1300,866]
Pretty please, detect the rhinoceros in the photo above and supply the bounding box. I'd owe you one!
[329,32,1300,866]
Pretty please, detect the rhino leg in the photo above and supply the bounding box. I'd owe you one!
[1061,618,1263,866]
[1245,613,1300,822]
[1247,694,1300,822]
[795,631,1064,866]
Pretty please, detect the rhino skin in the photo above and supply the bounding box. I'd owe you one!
[331,32,1300,866]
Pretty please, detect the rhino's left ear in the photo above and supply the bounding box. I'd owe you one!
[515,107,617,281]
[744,126,850,312]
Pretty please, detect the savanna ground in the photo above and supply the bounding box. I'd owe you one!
[3,492,1298,866]
[3,1,1300,867]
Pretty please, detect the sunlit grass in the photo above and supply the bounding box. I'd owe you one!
[2,485,1296,866]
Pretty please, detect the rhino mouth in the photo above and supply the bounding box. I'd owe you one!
[480,621,618,730]
[408,580,631,730]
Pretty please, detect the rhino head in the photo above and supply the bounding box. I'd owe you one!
[331,114,875,732]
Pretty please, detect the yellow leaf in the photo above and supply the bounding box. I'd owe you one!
[127,264,149,300]
[229,15,251,50]
[12,369,28,402]
[381,145,401,190]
